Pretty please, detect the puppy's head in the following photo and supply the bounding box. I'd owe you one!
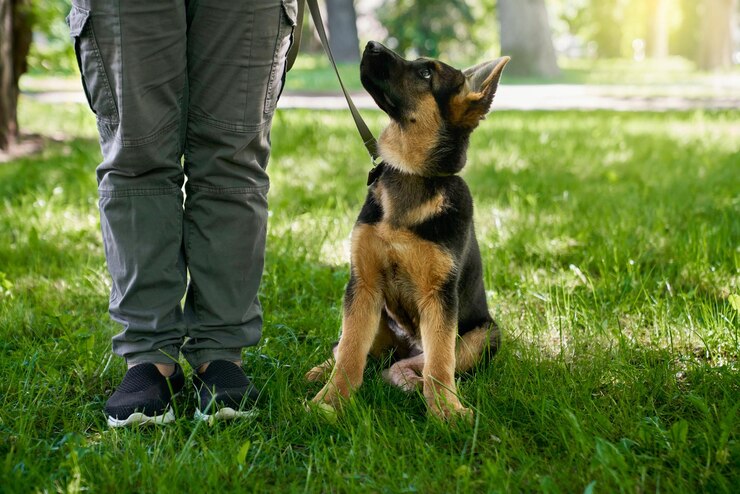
[361,42,509,175]
[361,42,509,129]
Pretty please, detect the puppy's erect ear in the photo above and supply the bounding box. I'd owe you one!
[459,56,510,124]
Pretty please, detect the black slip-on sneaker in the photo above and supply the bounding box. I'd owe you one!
[193,360,259,421]
[104,363,185,427]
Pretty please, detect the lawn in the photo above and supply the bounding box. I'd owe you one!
[0,99,738,493]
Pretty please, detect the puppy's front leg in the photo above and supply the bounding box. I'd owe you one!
[312,225,385,409]
[419,295,470,419]
[312,274,383,408]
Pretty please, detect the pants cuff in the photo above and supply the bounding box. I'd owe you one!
[124,346,181,365]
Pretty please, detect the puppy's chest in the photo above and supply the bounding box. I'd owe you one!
[372,222,433,275]
[367,187,456,290]
[374,181,447,230]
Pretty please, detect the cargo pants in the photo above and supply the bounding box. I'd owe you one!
[67,0,296,368]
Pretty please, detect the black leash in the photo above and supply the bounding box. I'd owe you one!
[286,0,382,183]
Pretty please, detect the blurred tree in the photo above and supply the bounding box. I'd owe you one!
[586,0,624,57]
[498,0,560,77]
[27,0,77,74]
[552,0,673,59]
[0,0,32,151]
[698,0,737,70]
[378,0,474,57]
[534,0,738,66]
[327,0,360,62]
[469,0,501,59]
[670,0,702,61]
[647,0,670,58]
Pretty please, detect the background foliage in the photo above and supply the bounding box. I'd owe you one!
[21,0,740,76]
[27,0,76,75]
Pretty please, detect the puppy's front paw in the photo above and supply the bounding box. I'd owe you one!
[453,406,474,422]
[311,383,344,410]
[303,399,338,423]
[428,400,473,422]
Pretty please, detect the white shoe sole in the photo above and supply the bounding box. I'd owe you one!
[107,406,175,428]
[194,407,258,422]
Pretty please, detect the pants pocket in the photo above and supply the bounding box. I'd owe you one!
[66,5,119,124]
[263,0,297,115]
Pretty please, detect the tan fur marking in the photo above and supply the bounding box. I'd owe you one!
[373,184,445,226]
[450,56,510,129]
[348,224,387,292]
[378,94,441,175]
[412,240,465,418]
[403,193,446,225]
[449,87,486,129]
[375,223,455,296]
[376,186,445,226]
[448,83,471,125]
[373,182,394,220]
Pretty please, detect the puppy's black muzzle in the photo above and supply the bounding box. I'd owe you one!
[365,40,384,55]
[361,41,404,118]
[361,41,395,81]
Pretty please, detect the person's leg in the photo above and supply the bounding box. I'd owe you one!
[181,0,296,370]
[72,0,189,364]
[68,0,189,424]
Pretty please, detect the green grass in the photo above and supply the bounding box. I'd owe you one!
[1,99,738,493]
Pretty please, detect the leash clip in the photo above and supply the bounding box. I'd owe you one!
[366,159,384,186]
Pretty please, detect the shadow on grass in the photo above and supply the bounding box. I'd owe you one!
[0,137,99,201]
[0,138,103,286]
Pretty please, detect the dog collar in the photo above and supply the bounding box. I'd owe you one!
[367,162,386,186]
[367,162,460,185]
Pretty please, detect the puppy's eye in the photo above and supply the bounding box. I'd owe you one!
[418,68,432,79]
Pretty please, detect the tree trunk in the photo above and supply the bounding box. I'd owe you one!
[647,0,670,58]
[498,0,560,77]
[0,0,16,150]
[326,0,360,63]
[0,0,32,151]
[698,0,736,70]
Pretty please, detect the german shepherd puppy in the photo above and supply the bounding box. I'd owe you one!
[306,41,510,419]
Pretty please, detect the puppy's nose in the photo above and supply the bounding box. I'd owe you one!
[366,41,382,53]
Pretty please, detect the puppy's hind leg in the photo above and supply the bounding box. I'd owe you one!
[382,353,424,393]
[382,319,499,392]
[455,320,500,373]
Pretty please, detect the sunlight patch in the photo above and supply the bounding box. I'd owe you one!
[272,213,351,268]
